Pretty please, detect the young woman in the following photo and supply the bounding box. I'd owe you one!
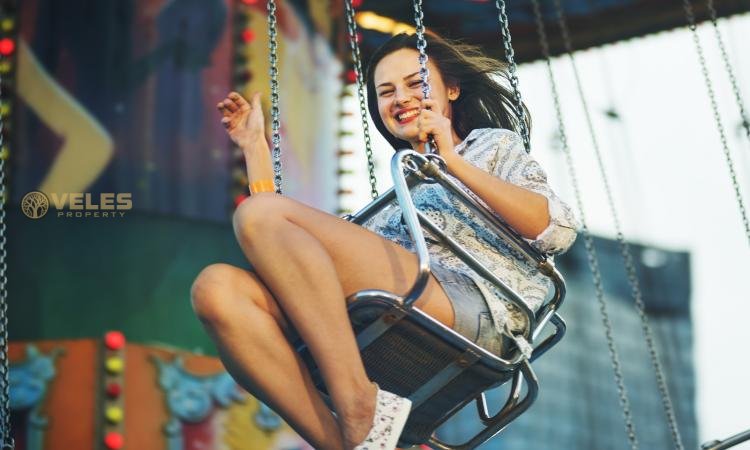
[190,33,578,450]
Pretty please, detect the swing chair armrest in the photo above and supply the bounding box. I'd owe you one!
[348,150,438,309]
[390,150,435,307]
[702,428,750,450]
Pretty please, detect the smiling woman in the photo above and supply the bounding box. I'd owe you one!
[366,33,530,153]
[190,32,579,450]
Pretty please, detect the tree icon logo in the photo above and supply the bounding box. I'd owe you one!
[21,191,50,219]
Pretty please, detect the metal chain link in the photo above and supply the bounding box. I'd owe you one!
[343,0,378,199]
[412,0,431,102]
[551,0,685,448]
[412,0,442,155]
[530,2,639,447]
[0,55,13,450]
[705,0,750,145]
[681,0,750,245]
[494,0,531,153]
[267,0,282,194]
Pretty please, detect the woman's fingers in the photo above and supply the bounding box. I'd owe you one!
[223,98,239,113]
[421,98,437,110]
[229,92,251,112]
[217,92,262,136]
[218,99,236,116]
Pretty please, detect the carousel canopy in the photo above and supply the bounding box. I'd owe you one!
[341,0,750,63]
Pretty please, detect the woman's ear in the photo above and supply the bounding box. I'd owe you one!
[448,85,460,101]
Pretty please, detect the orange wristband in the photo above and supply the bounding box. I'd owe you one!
[250,179,275,194]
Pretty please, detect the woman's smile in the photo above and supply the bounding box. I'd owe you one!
[394,107,420,125]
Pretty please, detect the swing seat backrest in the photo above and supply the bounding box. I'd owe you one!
[292,150,567,449]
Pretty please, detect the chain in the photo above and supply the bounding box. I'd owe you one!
[705,0,750,145]
[551,0,686,448]
[681,0,749,244]
[530,2,638,447]
[343,0,378,199]
[411,0,431,102]
[266,0,282,194]
[412,0,442,155]
[494,0,531,153]
[0,53,13,449]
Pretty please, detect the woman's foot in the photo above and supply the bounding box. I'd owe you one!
[340,381,379,449]
[341,382,413,450]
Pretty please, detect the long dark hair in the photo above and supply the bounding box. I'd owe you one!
[365,33,531,150]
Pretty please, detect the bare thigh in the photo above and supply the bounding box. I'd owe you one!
[233,193,456,331]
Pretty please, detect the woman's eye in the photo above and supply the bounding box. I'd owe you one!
[378,90,393,97]
[409,81,423,88]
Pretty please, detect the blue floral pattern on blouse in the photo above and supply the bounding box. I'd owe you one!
[363,128,580,336]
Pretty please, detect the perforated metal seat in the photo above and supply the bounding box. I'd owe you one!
[295,294,538,448]
[293,150,567,449]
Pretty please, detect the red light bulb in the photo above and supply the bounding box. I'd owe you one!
[0,38,15,56]
[104,432,124,449]
[241,29,255,43]
[104,331,126,350]
[105,383,122,398]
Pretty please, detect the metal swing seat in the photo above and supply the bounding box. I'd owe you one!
[291,150,568,449]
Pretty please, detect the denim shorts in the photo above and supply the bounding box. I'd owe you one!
[430,265,508,357]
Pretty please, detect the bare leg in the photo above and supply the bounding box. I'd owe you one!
[191,195,453,448]
[192,264,345,450]
[228,193,455,449]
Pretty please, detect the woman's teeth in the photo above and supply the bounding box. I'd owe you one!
[397,110,419,121]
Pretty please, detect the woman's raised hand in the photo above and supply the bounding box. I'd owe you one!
[417,98,456,158]
[217,92,265,151]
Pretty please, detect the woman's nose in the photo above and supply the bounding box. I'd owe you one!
[394,89,412,106]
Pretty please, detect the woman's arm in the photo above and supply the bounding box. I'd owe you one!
[414,100,568,245]
[218,92,275,186]
[447,129,579,255]
[443,154,550,240]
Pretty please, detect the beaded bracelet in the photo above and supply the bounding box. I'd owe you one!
[250,179,275,194]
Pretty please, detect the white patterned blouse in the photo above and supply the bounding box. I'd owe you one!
[362,128,580,343]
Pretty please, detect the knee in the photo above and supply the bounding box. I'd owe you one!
[190,263,237,325]
[232,192,287,241]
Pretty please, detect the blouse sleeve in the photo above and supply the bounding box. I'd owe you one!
[488,129,580,255]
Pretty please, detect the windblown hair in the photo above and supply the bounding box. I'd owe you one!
[365,33,531,150]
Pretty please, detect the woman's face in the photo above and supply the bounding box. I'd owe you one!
[373,48,459,148]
